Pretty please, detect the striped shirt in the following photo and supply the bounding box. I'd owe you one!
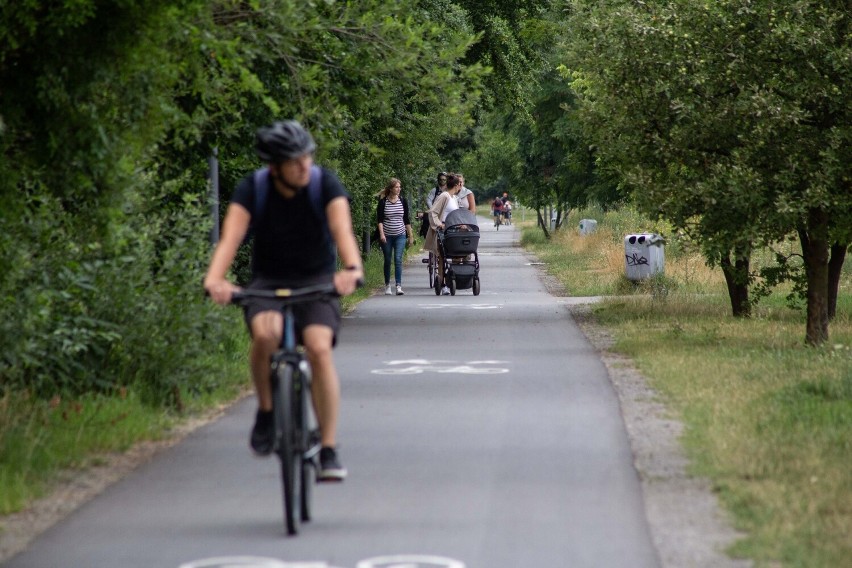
[382,198,406,236]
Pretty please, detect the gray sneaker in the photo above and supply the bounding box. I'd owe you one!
[384,284,393,295]
[318,447,347,482]
[440,285,451,295]
[396,284,404,295]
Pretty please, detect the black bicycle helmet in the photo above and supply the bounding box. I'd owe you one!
[255,120,317,163]
[437,171,448,182]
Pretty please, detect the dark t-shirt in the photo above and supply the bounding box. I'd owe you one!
[231,166,349,282]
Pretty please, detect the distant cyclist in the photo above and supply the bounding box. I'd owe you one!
[204,120,363,481]
[491,196,504,225]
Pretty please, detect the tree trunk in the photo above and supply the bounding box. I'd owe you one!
[827,241,848,321]
[720,251,751,318]
[536,208,551,239]
[798,209,831,345]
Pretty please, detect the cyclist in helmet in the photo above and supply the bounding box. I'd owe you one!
[204,120,363,481]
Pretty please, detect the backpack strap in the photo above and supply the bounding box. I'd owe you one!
[306,165,324,225]
[252,168,270,227]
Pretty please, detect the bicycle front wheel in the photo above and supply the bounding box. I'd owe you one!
[298,371,318,523]
[273,363,302,535]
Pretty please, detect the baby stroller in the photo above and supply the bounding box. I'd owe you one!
[435,208,481,296]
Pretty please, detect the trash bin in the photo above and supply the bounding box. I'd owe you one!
[579,219,597,235]
[624,233,665,281]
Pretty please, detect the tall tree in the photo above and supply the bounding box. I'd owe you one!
[563,0,851,342]
[460,6,618,236]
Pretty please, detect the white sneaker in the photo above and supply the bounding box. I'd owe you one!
[441,286,451,295]
[385,285,393,295]
[396,285,404,296]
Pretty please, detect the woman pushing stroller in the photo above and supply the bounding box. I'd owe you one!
[425,173,462,295]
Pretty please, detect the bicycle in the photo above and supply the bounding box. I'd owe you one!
[230,282,342,536]
[493,213,502,230]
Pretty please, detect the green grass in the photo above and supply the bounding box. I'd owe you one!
[0,391,169,514]
[0,349,248,516]
[523,205,852,567]
[0,308,251,516]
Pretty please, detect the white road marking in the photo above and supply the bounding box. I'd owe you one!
[179,556,465,568]
[179,558,332,568]
[371,359,509,375]
[419,303,499,309]
[382,359,507,365]
[357,555,465,568]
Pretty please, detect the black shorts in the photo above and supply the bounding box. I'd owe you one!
[242,277,341,347]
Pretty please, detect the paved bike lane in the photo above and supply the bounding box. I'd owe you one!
[3,217,659,568]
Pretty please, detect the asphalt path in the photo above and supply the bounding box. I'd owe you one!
[4,215,660,568]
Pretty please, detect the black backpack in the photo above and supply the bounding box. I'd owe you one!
[247,165,335,260]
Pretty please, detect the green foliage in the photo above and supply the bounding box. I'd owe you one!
[458,3,618,238]
[0,1,486,406]
[450,0,551,112]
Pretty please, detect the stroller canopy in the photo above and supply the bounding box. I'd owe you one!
[444,208,478,229]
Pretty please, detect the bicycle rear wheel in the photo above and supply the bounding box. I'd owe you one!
[273,363,302,535]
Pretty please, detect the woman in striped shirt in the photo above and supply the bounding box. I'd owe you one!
[376,177,414,295]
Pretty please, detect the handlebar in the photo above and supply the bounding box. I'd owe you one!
[224,279,364,306]
[230,282,337,304]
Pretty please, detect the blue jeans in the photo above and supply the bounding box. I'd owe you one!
[381,233,407,285]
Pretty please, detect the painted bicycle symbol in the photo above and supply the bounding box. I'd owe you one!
[371,359,509,375]
[358,556,465,568]
[180,555,465,568]
[179,558,330,568]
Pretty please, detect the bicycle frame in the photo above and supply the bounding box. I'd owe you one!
[230,282,336,535]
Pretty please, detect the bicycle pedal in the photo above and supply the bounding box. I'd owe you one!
[421,258,430,263]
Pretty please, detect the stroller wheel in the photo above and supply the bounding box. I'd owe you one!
[473,276,481,296]
[434,274,441,295]
[449,278,456,296]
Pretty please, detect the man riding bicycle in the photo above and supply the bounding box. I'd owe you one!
[491,196,504,225]
[204,120,363,481]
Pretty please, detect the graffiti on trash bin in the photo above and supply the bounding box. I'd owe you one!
[625,253,649,266]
